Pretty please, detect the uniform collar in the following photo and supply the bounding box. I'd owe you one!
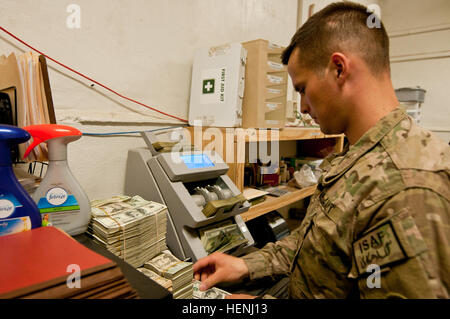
[320,107,408,186]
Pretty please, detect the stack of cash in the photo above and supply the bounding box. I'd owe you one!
[144,250,193,299]
[202,194,247,217]
[200,222,248,254]
[137,267,172,292]
[152,141,179,153]
[152,141,196,153]
[87,195,168,268]
[192,280,231,299]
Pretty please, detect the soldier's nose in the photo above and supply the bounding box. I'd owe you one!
[300,98,310,115]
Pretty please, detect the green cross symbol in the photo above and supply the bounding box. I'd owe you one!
[202,79,215,94]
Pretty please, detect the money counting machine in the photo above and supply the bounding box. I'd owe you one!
[125,130,254,262]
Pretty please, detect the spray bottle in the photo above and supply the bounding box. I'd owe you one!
[23,124,91,236]
[0,124,41,236]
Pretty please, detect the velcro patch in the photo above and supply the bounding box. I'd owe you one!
[353,222,406,275]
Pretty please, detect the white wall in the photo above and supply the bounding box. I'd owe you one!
[379,0,450,142]
[0,0,298,200]
[297,0,450,143]
[298,0,379,27]
[291,0,380,119]
[3,0,446,201]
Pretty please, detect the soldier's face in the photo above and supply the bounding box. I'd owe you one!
[288,48,346,135]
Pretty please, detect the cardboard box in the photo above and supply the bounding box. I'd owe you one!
[242,39,287,128]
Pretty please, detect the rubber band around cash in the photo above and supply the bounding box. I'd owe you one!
[161,260,186,277]
[98,207,127,262]
[155,207,159,240]
[97,199,164,266]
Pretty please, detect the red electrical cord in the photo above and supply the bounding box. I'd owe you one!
[0,26,188,123]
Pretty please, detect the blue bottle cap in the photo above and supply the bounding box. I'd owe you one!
[0,124,30,166]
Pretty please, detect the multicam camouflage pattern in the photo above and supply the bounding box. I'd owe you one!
[242,108,450,299]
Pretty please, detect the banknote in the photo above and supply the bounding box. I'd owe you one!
[192,280,230,299]
[137,267,172,291]
[91,195,153,218]
[90,195,131,208]
[202,194,246,217]
[87,195,168,268]
[144,250,194,297]
[202,224,248,254]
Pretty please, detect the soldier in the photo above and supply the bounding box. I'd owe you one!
[193,1,450,299]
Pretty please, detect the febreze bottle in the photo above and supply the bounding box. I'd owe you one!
[23,124,91,235]
[0,125,41,236]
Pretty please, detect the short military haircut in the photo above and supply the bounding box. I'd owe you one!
[282,1,390,76]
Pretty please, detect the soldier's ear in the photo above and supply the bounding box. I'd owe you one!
[329,53,348,85]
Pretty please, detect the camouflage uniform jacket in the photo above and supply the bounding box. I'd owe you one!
[242,108,450,298]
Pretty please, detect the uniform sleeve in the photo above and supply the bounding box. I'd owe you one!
[241,227,302,280]
[353,188,450,299]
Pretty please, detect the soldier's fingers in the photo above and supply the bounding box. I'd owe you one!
[200,267,211,283]
[200,274,219,291]
[202,266,225,290]
[193,255,215,273]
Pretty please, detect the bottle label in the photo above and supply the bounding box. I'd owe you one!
[37,187,80,228]
[0,193,23,218]
[0,216,31,236]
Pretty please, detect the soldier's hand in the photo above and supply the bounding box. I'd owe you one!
[193,252,249,291]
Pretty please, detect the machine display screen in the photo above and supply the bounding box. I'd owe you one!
[180,154,215,169]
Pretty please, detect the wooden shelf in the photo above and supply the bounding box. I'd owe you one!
[186,126,343,142]
[240,184,317,222]
[185,125,343,222]
[235,127,342,142]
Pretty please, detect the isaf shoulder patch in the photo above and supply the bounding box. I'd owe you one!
[353,222,406,275]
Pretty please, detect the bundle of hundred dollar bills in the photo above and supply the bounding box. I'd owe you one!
[87,195,168,268]
[143,250,193,299]
[136,267,173,292]
[136,272,232,299]
[202,194,247,217]
[199,220,248,255]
